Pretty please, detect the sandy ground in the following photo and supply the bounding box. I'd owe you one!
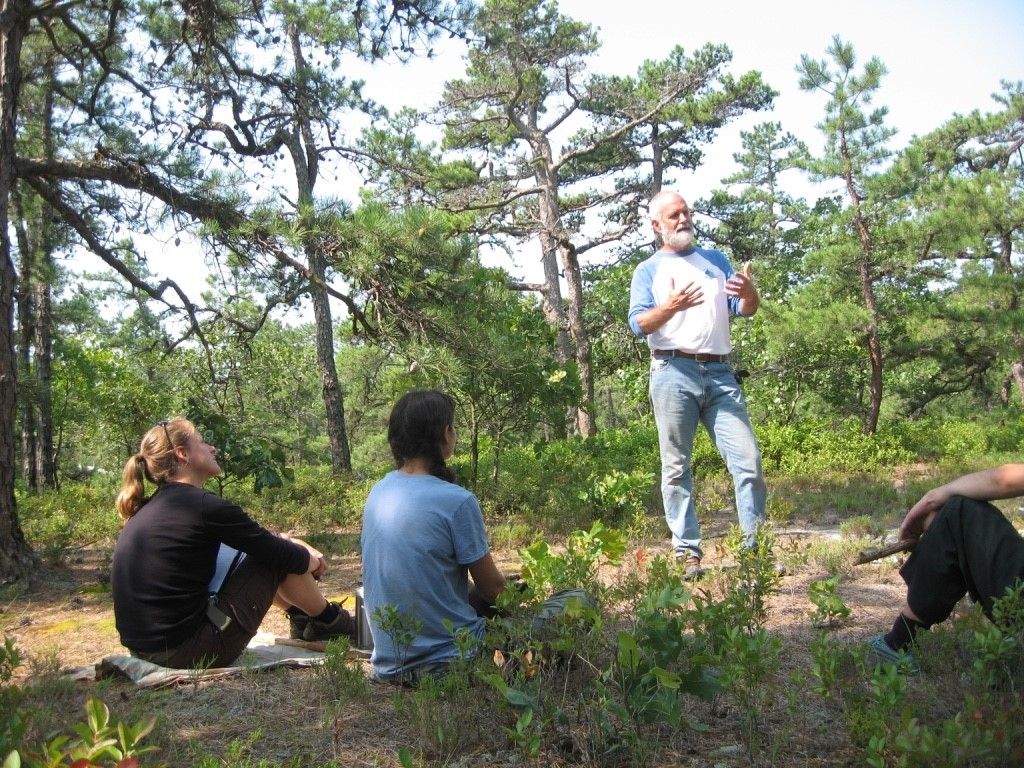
[2,518,913,767]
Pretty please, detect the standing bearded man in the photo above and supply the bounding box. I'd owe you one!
[628,190,767,578]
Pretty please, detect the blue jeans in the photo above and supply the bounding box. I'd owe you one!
[649,357,766,559]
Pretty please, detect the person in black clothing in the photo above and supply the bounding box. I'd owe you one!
[868,463,1024,670]
[112,418,354,668]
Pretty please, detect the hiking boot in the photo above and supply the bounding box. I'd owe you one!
[302,603,356,642]
[286,606,311,639]
[866,634,921,674]
[677,554,704,581]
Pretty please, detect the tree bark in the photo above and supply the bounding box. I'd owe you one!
[33,63,55,487]
[559,240,595,436]
[33,273,54,486]
[841,131,883,434]
[534,136,595,435]
[0,0,41,582]
[994,230,1024,408]
[13,187,36,488]
[287,24,351,472]
[308,246,352,472]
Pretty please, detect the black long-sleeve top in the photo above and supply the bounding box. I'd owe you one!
[111,482,309,652]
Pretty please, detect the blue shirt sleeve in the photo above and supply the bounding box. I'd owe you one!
[450,494,489,565]
[702,249,741,316]
[627,260,655,337]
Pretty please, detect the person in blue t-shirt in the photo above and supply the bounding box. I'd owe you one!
[361,390,506,683]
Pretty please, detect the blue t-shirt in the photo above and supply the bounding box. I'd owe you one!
[360,470,490,678]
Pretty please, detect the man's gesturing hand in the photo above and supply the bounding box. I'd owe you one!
[666,277,704,312]
[726,261,757,302]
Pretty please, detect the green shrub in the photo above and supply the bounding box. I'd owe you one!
[904,419,990,458]
[4,690,157,768]
[16,485,120,559]
[315,637,370,700]
[758,419,912,474]
[839,514,886,539]
[807,575,852,628]
[244,466,374,530]
[519,521,625,596]
[469,425,662,530]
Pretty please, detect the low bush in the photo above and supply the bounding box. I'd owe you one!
[467,425,663,528]
[16,484,120,558]
[758,419,913,474]
[242,466,376,531]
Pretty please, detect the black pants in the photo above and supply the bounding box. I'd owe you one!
[902,496,1024,626]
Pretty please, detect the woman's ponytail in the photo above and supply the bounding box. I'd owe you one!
[115,454,147,521]
[115,418,195,522]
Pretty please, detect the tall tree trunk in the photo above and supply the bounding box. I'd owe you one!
[841,132,882,434]
[996,231,1024,407]
[0,0,40,582]
[33,64,55,486]
[287,26,351,472]
[1007,364,1024,409]
[13,187,36,488]
[33,275,54,486]
[535,140,594,435]
[308,247,352,472]
[559,240,595,436]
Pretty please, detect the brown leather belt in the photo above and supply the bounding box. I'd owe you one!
[652,349,730,363]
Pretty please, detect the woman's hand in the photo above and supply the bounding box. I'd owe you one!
[285,534,326,579]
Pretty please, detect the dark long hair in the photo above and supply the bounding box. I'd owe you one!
[388,390,456,483]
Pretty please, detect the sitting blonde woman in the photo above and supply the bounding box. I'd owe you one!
[112,418,354,668]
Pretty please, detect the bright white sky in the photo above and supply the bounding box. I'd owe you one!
[97,0,1024,315]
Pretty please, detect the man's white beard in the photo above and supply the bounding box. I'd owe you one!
[664,229,694,251]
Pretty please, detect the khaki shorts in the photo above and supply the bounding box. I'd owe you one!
[135,557,287,669]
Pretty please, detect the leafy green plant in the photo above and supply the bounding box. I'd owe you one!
[16,486,120,562]
[758,419,913,474]
[808,631,843,699]
[726,525,782,631]
[848,661,908,768]
[766,494,795,525]
[315,637,369,699]
[715,626,782,758]
[505,708,542,762]
[807,575,852,628]
[10,696,157,768]
[969,581,1024,691]
[519,520,625,596]
[578,469,655,528]
[187,398,293,494]
[372,604,423,676]
[595,577,718,750]
[886,699,1007,768]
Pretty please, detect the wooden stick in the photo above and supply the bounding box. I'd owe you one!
[274,637,328,652]
[854,538,919,565]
